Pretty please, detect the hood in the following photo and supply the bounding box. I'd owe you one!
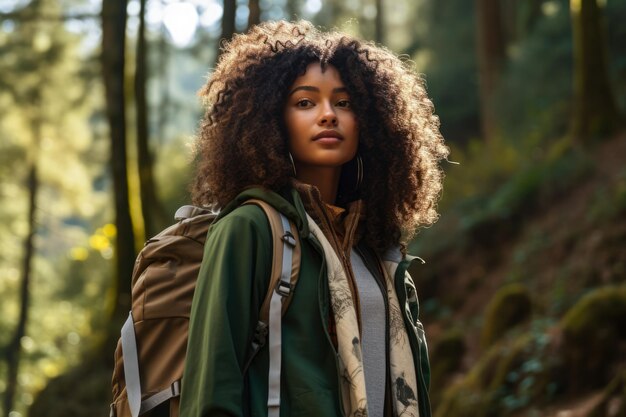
[214,187,310,238]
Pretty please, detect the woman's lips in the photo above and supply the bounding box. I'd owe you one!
[314,137,343,145]
[313,130,343,142]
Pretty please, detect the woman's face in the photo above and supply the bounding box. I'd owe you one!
[283,62,359,171]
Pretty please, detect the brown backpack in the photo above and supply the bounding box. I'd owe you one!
[110,199,301,417]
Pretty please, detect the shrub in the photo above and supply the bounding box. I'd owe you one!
[435,327,560,417]
[561,285,626,391]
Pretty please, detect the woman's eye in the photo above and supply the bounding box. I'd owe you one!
[336,99,351,108]
[296,99,313,107]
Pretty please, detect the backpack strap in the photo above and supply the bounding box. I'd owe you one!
[121,312,141,417]
[140,380,181,414]
[244,199,301,320]
[243,199,301,417]
[266,212,292,417]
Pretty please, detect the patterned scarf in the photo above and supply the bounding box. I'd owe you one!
[306,215,420,417]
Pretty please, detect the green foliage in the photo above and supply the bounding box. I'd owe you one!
[494,0,574,142]
[435,322,560,417]
[412,0,479,143]
[412,0,625,145]
[441,137,521,207]
[495,332,558,414]
[0,1,114,415]
[459,147,593,238]
[480,284,532,349]
[412,138,593,259]
[493,0,626,143]
[410,136,522,256]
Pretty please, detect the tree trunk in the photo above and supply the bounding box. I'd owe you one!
[499,0,540,43]
[247,0,260,30]
[570,0,619,142]
[515,0,543,40]
[101,0,135,360]
[136,0,167,238]
[217,0,237,61]
[475,0,506,142]
[157,22,170,144]
[286,0,300,20]
[3,150,39,417]
[375,0,384,44]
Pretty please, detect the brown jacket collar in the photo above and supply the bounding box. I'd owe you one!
[291,180,365,257]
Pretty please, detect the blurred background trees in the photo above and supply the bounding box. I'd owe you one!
[0,0,624,416]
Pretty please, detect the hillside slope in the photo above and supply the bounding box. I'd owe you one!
[410,132,626,417]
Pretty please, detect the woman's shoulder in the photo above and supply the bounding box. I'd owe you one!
[210,203,272,237]
[210,186,307,238]
[202,204,273,271]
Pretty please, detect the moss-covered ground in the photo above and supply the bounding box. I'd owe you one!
[410,132,626,417]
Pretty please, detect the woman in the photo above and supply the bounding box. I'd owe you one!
[181,20,448,417]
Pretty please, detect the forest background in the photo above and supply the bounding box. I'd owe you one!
[1,0,625,416]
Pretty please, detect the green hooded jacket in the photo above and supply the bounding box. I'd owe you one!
[179,187,431,417]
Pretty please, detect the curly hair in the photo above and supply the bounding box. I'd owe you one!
[192,20,449,254]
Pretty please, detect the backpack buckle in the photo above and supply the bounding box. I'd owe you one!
[275,279,293,297]
[171,379,181,396]
[282,231,296,247]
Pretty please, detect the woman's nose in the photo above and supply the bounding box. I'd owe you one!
[318,102,338,126]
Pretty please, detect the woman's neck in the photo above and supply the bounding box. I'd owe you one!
[295,165,341,205]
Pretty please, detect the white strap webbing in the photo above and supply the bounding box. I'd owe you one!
[121,312,141,417]
[267,213,294,417]
[140,380,181,414]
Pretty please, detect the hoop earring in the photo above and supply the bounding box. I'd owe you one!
[288,152,297,177]
[355,155,363,191]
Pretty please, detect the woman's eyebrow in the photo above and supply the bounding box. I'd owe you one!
[288,86,348,96]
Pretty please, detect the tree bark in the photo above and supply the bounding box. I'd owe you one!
[570,0,619,142]
[136,0,167,238]
[3,150,39,417]
[217,0,237,61]
[101,0,135,359]
[247,0,260,30]
[375,0,384,44]
[475,0,506,142]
